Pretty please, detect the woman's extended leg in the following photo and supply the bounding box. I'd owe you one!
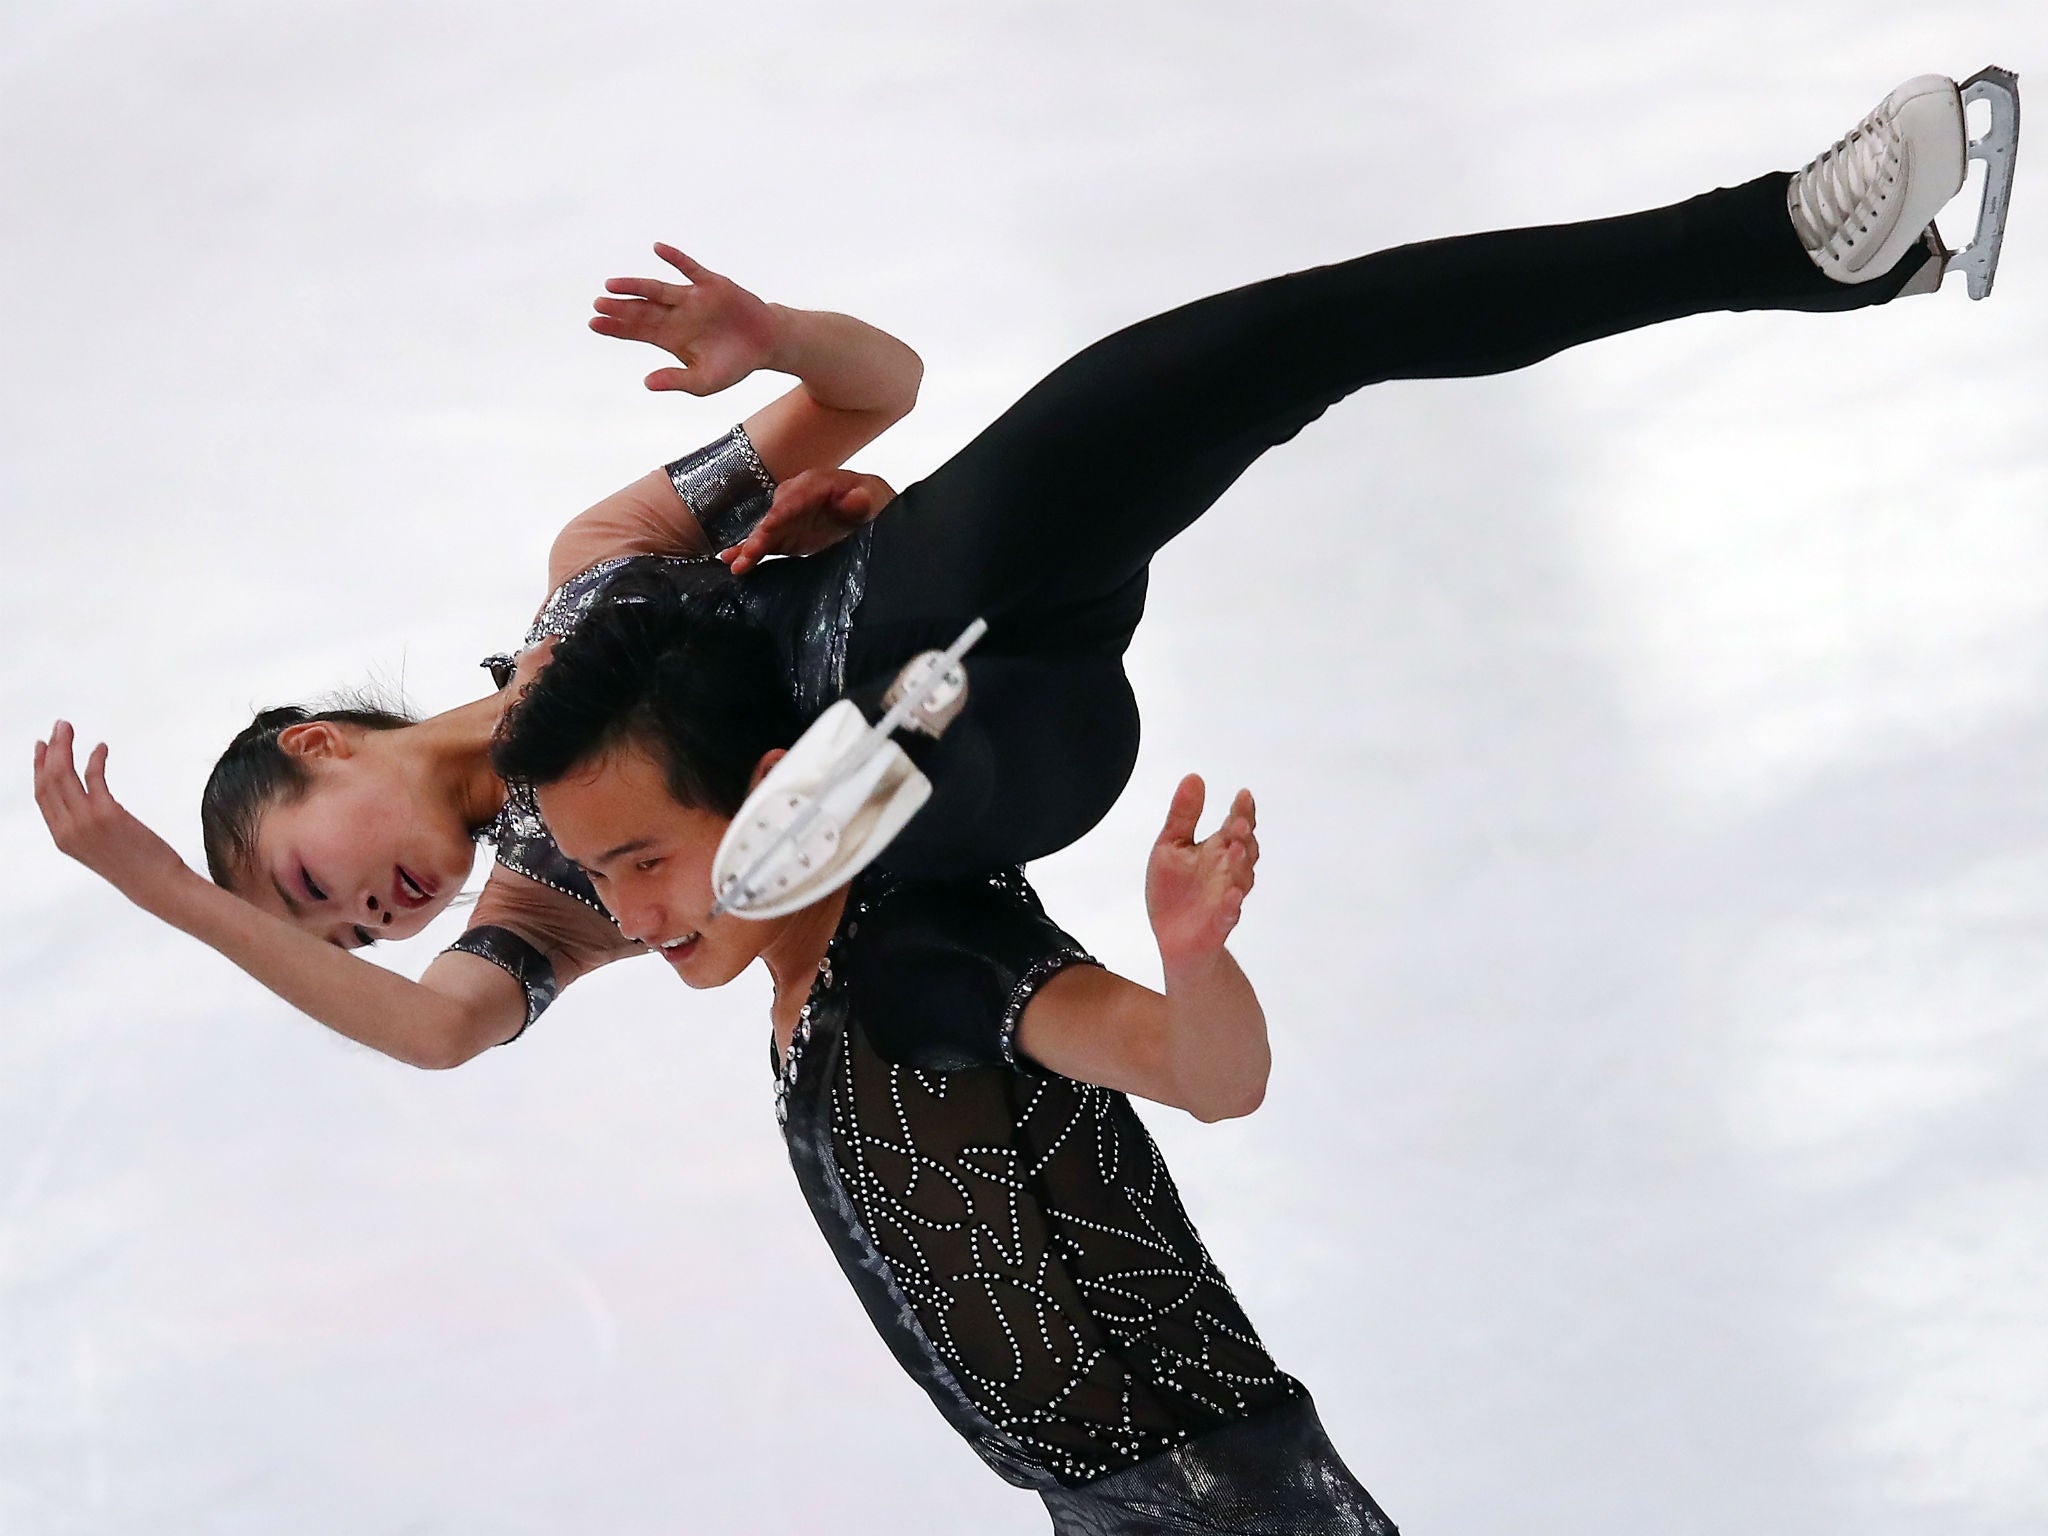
[860,172,1924,638]
[852,78,1995,876]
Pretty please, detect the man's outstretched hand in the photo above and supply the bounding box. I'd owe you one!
[1146,775,1258,969]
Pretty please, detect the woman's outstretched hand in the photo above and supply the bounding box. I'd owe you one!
[1146,775,1259,968]
[34,721,195,917]
[591,244,782,396]
[717,467,897,576]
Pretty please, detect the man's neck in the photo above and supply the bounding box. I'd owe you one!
[762,887,851,1001]
[763,888,849,1054]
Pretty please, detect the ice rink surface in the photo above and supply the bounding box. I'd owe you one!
[3,2,2045,1531]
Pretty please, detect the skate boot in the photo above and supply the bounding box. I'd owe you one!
[710,619,986,920]
[1789,67,2020,298]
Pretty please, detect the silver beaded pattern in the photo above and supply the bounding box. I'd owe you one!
[781,872,1300,1486]
[523,554,640,649]
[773,953,831,1127]
[477,779,607,916]
[445,924,559,1031]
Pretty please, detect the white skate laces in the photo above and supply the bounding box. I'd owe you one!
[1789,75,1964,283]
[709,618,988,921]
[1789,67,2021,297]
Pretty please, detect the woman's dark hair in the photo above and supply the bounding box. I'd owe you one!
[200,698,414,888]
[492,573,799,816]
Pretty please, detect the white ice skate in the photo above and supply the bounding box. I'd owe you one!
[1789,67,2020,298]
[710,619,988,921]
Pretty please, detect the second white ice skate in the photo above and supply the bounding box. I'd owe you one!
[710,619,988,921]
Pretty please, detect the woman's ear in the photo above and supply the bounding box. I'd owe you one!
[276,721,352,761]
[748,747,787,791]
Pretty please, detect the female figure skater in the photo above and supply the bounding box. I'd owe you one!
[37,72,2015,1066]
[35,256,929,1063]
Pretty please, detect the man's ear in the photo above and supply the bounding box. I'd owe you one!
[276,721,352,761]
[747,747,787,792]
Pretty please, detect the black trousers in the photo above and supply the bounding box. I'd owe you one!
[849,171,1927,878]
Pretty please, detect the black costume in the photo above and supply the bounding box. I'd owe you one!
[454,169,1926,1526]
[778,866,1394,1534]
[844,170,1923,875]
[469,169,1922,944]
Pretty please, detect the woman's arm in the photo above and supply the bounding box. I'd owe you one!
[158,871,525,1070]
[547,247,921,587]
[32,724,621,1070]
[1016,775,1269,1121]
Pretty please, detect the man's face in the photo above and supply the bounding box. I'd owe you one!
[535,738,766,988]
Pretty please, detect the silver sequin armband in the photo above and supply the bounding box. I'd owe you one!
[666,424,776,553]
[446,925,560,1037]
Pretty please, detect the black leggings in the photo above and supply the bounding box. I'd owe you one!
[847,171,1928,878]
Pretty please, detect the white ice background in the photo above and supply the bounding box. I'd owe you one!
[3,2,2046,1532]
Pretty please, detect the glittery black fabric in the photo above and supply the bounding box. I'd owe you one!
[518,542,867,723]
[470,537,870,933]
[477,776,607,917]
[664,423,776,552]
[456,422,805,954]
[776,868,1322,1500]
[1038,1395,1397,1535]
[444,924,559,1034]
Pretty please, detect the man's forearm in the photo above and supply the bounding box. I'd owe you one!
[1160,948,1270,1121]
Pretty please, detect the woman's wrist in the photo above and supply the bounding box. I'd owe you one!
[144,862,228,928]
[759,302,802,377]
[761,305,922,417]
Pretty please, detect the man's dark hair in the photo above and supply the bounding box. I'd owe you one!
[491,573,801,816]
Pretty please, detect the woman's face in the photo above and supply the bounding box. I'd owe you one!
[241,729,478,948]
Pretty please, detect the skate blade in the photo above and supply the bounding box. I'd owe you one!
[1943,66,2020,300]
[709,700,932,920]
[708,617,989,919]
[870,617,988,740]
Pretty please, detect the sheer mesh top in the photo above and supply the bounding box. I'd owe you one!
[777,867,1302,1490]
